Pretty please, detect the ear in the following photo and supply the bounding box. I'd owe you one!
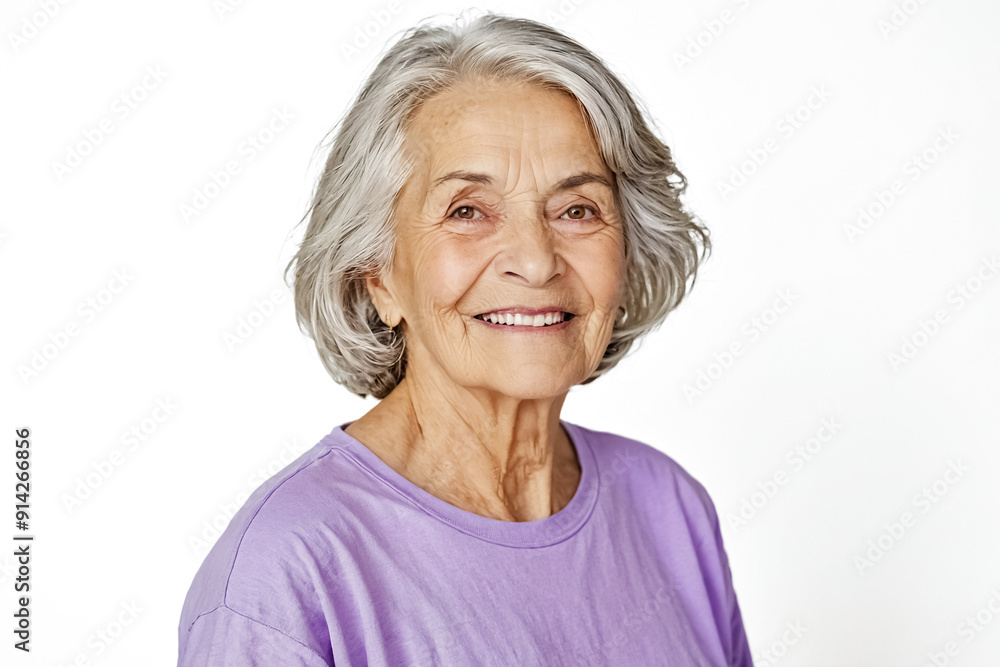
[364,270,402,328]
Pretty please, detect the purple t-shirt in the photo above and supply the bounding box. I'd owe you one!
[178,420,752,666]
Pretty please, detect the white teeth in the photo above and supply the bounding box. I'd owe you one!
[479,311,568,326]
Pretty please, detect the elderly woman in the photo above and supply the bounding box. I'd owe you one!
[179,12,751,667]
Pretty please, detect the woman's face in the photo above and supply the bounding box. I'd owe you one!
[369,78,626,399]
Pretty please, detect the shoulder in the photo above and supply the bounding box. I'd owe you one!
[569,422,752,664]
[180,604,331,666]
[179,426,362,639]
[567,420,721,529]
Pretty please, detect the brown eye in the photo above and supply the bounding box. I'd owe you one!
[450,205,481,220]
[561,205,596,221]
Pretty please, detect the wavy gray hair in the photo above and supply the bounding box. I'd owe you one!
[284,12,710,400]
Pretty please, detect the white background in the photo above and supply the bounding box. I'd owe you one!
[3,0,999,665]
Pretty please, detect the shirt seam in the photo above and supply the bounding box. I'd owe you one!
[220,444,341,603]
[187,603,332,666]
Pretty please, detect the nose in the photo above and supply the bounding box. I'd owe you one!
[493,210,565,287]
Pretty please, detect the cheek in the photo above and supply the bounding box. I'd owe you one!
[575,236,626,308]
[410,237,486,313]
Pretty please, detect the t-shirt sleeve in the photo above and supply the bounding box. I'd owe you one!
[720,543,753,666]
[707,493,754,667]
[179,605,331,667]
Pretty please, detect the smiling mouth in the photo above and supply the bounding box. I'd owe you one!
[473,311,576,327]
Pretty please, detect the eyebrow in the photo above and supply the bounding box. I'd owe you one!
[429,170,614,195]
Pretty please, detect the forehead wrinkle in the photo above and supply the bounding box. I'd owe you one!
[404,81,613,212]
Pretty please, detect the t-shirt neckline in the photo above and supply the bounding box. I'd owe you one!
[327,419,599,548]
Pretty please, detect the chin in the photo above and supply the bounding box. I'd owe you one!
[476,369,583,400]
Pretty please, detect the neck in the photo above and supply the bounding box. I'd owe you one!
[344,373,580,522]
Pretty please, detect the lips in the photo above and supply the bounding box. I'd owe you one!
[473,309,575,327]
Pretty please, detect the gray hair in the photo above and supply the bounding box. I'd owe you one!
[284,11,710,399]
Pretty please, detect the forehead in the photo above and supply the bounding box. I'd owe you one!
[402,78,609,174]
